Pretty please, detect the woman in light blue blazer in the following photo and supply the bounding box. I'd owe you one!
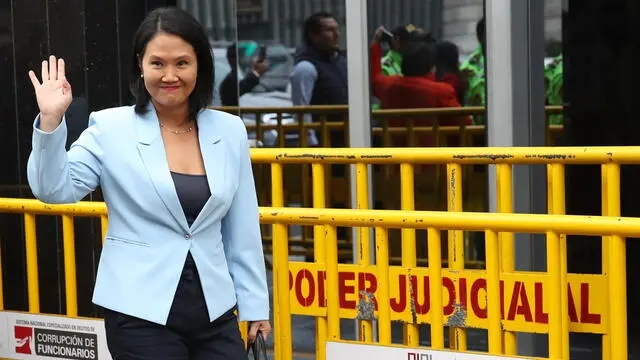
[26,7,270,360]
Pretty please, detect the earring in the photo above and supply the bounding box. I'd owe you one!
[140,73,144,78]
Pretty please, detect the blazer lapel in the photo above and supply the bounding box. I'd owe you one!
[190,113,226,230]
[135,106,189,233]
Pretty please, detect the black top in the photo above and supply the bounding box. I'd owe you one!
[170,171,211,227]
[167,171,212,328]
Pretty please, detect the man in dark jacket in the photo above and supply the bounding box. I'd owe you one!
[290,12,348,148]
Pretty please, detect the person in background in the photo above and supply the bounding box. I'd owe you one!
[430,41,467,105]
[460,17,486,124]
[290,11,347,148]
[380,25,413,76]
[27,7,270,359]
[370,27,470,148]
[219,42,269,106]
[545,54,564,125]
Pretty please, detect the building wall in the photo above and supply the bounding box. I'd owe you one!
[189,0,443,49]
[442,0,564,55]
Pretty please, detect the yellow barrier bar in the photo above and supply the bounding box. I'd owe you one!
[24,213,40,313]
[548,164,570,359]
[605,163,627,360]
[355,163,374,343]
[400,163,419,346]
[213,104,562,116]
[546,223,563,359]
[250,146,640,165]
[2,198,639,237]
[61,215,78,317]
[271,163,292,360]
[601,164,612,360]
[496,164,517,354]
[485,229,503,354]
[375,226,391,345]
[258,206,640,238]
[447,163,466,351]
[313,163,328,359]
[428,228,445,349]
[325,225,341,340]
[100,215,108,245]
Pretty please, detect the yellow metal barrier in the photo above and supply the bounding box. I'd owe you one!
[251,146,631,360]
[0,144,631,360]
[260,207,630,360]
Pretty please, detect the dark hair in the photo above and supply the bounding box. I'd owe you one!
[391,26,410,42]
[226,42,237,64]
[435,41,460,77]
[303,12,334,45]
[130,7,213,121]
[401,42,435,77]
[476,17,486,43]
[435,41,466,103]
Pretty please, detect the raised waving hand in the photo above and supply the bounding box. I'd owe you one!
[28,55,73,132]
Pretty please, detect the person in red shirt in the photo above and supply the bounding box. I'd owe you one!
[370,27,470,147]
[429,41,467,105]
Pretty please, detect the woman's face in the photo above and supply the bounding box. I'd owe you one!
[140,32,198,110]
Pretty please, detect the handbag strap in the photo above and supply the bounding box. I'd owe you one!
[246,330,268,359]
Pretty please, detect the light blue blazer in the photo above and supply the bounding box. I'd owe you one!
[27,105,269,325]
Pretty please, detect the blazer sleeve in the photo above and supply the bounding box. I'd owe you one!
[27,113,104,204]
[221,122,270,322]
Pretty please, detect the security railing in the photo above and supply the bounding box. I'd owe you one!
[253,146,631,360]
[0,145,634,360]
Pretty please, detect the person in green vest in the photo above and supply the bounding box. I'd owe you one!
[460,17,486,124]
[545,54,563,125]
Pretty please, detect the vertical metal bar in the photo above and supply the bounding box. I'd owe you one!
[545,223,563,359]
[271,163,292,360]
[277,112,285,148]
[313,163,328,360]
[447,164,466,350]
[496,164,516,354]
[62,215,77,317]
[100,215,108,245]
[485,229,503,354]
[325,225,341,340]
[604,163,627,360]
[375,227,391,344]
[24,213,40,313]
[356,163,373,342]
[400,163,418,346]
[297,113,307,148]
[549,164,569,359]
[428,227,444,349]
[600,164,612,360]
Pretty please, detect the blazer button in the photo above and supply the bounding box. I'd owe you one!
[184,234,191,240]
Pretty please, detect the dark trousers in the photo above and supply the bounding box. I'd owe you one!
[104,254,246,360]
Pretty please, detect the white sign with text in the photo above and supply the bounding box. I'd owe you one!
[0,311,112,360]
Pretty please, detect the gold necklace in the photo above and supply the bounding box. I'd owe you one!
[160,121,194,135]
